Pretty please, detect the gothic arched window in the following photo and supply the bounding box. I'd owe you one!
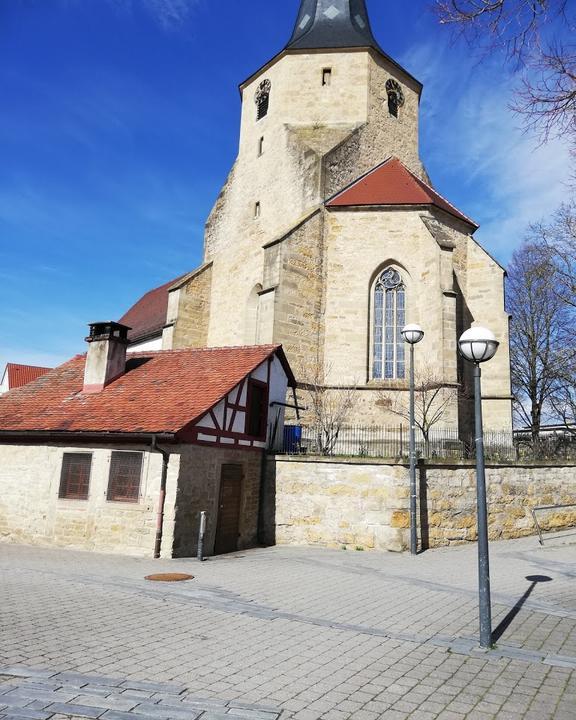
[255,79,271,121]
[386,79,404,118]
[373,267,406,380]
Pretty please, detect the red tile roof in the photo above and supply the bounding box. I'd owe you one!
[119,274,187,343]
[326,158,478,228]
[3,363,52,390]
[0,346,294,439]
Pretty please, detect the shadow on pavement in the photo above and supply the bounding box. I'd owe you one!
[492,574,553,643]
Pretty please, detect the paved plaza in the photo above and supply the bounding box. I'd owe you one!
[0,534,575,720]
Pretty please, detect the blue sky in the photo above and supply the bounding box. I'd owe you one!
[0,0,572,370]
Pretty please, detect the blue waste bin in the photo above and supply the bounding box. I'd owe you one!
[284,425,302,453]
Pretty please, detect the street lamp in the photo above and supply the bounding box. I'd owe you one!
[458,326,499,649]
[401,323,425,556]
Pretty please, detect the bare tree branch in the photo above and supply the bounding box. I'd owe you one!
[434,0,575,143]
[507,237,575,438]
[378,364,456,451]
[297,360,358,456]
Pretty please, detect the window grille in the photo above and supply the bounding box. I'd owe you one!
[59,453,92,500]
[107,451,143,502]
[255,79,271,121]
[373,268,406,380]
[322,68,332,86]
[246,381,267,438]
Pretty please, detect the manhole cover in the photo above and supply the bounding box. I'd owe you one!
[145,573,194,582]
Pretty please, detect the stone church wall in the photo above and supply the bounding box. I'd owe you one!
[170,264,213,349]
[267,210,325,375]
[263,456,576,552]
[324,52,425,197]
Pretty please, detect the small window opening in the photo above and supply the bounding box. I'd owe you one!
[386,79,404,119]
[322,68,332,86]
[258,136,264,156]
[246,380,268,438]
[255,79,271,121]
[254,201,261,219]
[107,451,143,503]
[59,453,92,500]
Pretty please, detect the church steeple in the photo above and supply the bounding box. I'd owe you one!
[286,0,382,53]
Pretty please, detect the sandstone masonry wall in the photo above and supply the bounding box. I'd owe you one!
[264,457,576,552]
[173,445,263,558]
[0,443,179,557]
[171,264,213,349]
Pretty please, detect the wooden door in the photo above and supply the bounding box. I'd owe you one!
[214,464,243,555]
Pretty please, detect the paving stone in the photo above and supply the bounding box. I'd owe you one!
[227,702,281,713]
[120,684,185,695]
[53,675,122,689]
[0,710,51,720]
[46,703,104,718]
[0,671,54,681]
[226,710,279,720]
[131,703,199,720]
[0,538,575,720]
[72,695,139,712]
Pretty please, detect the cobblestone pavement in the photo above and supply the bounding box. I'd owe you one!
[0,533,575,719]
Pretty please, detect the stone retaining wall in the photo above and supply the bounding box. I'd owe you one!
[263,456,576,552]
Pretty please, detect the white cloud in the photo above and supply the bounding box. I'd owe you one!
[106,0,199,29]
[401,41,573,263]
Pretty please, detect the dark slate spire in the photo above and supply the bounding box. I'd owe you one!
[286,0,383,53]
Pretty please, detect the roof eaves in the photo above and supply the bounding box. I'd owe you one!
[239,48,422,96]
[0,430,178,444]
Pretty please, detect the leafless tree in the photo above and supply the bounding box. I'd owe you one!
[550,366,576,434]
[378,365,456,454]
[297,360,358,456]
[507,239,574,440]
[535,202,576,308]
[434,0,575,143]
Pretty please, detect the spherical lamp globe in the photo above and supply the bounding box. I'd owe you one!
[401,324,424,345]
[458,327,499,364]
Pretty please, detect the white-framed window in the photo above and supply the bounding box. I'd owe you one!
[373,267,406,380]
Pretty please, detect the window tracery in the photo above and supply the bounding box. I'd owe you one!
[255,79,271,120]
[386,79,404,118]
[373,267,406,380]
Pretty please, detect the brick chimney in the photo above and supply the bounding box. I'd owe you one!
[83,322,130,394]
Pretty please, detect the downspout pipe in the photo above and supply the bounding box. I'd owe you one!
[151,435,170,559]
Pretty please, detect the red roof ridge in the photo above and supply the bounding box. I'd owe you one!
[326,156,478,229]
[119,272,191,343]
[130,343,281,357]
[407,166,477,228]
[0,344,294,436]
[6,362,52,372]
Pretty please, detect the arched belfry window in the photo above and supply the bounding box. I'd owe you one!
[386,79,404,118]
[255,79,271,121]
[373,267,406,380]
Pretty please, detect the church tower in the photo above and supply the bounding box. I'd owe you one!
[155,0,513,432]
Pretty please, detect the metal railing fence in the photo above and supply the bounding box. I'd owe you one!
[271,424,576,462]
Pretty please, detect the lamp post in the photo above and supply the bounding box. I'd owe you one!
[401,323,425,556]
[458,326,499,649]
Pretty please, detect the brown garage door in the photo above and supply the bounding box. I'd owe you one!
[214,464,243,555]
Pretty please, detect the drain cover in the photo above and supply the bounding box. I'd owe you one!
[145,573,194,582]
